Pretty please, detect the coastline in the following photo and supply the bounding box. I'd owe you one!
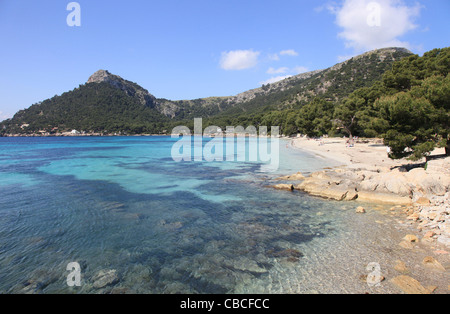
[282,136,449,245]
[290,136,436,170]
[271,136,450,294]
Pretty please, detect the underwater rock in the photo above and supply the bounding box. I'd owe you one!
[390,275,431,294]
[158,220,184,231]
[422,256,446,272]
[266,247,303,261]
[394,260,410,274]
[92,269,119,289]
[356,206,366,214]
[19,270,60,294]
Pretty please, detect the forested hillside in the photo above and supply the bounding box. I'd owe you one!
[2,45,448,158]
[248,47,449,160]
[0,48,412,136]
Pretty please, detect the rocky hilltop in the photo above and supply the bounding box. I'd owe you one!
[87,70,159,108]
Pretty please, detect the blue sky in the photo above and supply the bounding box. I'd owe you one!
[0,0,449,120]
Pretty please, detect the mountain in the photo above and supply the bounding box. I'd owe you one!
[215,47,413,115]
[0,47,414,136]
[156,47,413,121]
[87,70,159,108]
[1,70,170,135]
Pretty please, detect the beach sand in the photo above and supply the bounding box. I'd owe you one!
[290,137,446,171]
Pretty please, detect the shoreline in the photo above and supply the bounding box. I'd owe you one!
[283,136,449,244]
[289,136,439,170]
[272,136,450,294]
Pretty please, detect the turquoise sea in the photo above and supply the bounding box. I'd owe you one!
[0,136,428,294]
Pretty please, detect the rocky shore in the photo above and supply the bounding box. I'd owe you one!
[272,137,450,248]
[272,159,450,247]
[270,137,450,294]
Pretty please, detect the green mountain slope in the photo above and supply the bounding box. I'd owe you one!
[2,72,170,135]
[214,47,413,116]
[0,47,414,136]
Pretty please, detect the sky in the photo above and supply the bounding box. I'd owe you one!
[0,0,449,120]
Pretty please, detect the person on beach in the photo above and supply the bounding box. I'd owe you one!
[346,138,354,148]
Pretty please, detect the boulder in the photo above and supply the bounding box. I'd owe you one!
[398,241,414,249]
[356,206,366,214]
[357,191,412,205]
[272,184,294,191]
[92,269,119,289]
[415,197,431,206]
[394,260,409,274]
[345,190,359,201]
[297,179,355,201]
[359,179,380,192]
[403,235,419,243]
[382,172,413,196]
[422,256,446,272]
[318,186,350,201]
[357,171,411,195]
[407,171,447,196]
[310,171,331,180]
[275,172,305,181]
[426,212,438,221]
[437,235,450,247]
[390,276,431,294]
[407,213,420,221]
[295,178,328,194]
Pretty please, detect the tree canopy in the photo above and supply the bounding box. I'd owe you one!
[1,47,448,161]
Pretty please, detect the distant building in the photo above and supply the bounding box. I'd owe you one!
[71,130,80,135]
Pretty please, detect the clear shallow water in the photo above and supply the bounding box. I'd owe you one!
[0,136,442,294]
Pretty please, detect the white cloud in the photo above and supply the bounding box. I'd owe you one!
[280,49,299,56]
[328,0,422,51]
[260,75,293,85]
[315,3,339,14]
[267,67,289,74]
[268,53,280,61]
[220,50,260,70]
[267,50,299,61]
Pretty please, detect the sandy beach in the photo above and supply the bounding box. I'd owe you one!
[291,137,446,171]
